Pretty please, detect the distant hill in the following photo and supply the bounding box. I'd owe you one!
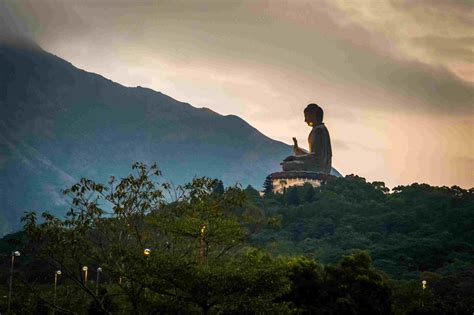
[0,43,340,235]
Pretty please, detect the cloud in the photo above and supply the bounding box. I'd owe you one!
[11,0,472,115]
[250,0,473,114]
[328,0,474,83]
[413,35,474,63]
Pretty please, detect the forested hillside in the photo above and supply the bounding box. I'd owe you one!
[248,175,474,280]
[0,165,472,313]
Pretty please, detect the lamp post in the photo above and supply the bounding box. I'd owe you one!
[421,279,427,307]
[7,250,21,313]
[199,224,207,264]
[144,248,151,257]
[82,266,89,285]
[96,267,102,295]
[53,270,61,315]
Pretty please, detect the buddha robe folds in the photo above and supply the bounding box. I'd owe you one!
[282,123,332,174]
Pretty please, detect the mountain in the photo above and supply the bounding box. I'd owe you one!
[0,43,341,235]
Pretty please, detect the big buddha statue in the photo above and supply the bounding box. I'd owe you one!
[281,103,332,174]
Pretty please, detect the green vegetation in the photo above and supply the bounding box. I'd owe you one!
[0,165,472,314]
[248,175,474,313]
[250,175,473,279]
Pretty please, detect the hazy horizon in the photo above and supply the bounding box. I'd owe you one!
[1,0,473,189]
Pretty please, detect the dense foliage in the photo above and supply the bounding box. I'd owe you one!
[0,165,472,314]
[247,175,474,313]
[250,175,474,280]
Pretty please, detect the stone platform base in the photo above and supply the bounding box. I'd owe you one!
[264,171,336,194]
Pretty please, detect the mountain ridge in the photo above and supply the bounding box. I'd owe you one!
[0,43,340,235]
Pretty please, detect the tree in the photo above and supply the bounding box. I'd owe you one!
[372,181,390,194]
[302,183,316,203]
[280,252,392,314]
[325,251,392,314]
[18,163,290,314]
[263,176,273,194]
[281,256,324,313]
[285,186,300,206]
[212,179,225,195]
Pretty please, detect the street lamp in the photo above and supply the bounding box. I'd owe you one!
[96,267,102,295]
[7,250,21,313]
[421,279,427,307]
[144,248,151,257]
[199,224,207,264]
[53,270,61,314]
[82,266,88,285]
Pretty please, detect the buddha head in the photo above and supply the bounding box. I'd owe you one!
[304,103,323,127]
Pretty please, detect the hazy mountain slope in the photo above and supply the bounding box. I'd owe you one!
[0,43,340,235]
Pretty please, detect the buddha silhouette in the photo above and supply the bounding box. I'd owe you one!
[281,103,332,174]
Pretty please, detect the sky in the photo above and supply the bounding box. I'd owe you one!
[1,0,473,188]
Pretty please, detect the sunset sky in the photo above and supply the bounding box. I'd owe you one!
[2,0,473,188]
